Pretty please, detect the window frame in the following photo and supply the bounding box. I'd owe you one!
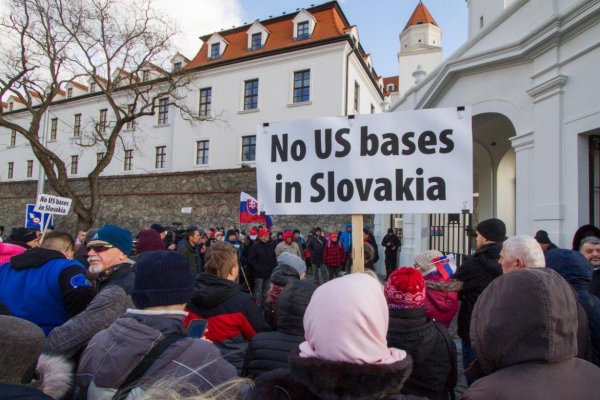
[124,149,133,171]
[196,140,209,165]
[296,21,310,40]
[210,42,221,59]
[99,109,107,133]
[293,69,311,103]
[96,152,104,166]
[155,145,166,169]
[157,97,169,125]
[70,155,79,175]
[73,114,82,137]
[67,87,73,98]
[10,129,16,146]
[199,87,212,118]
[354,81,360,112]
[7,162,14,179]
[241,135,256,162]
[243,79,259,111]
[50,118,58,141]
[26,160,33,178]
[250,32,262,50]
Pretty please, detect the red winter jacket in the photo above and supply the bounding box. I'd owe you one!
[323,242,346,268]
[423,273,460,328]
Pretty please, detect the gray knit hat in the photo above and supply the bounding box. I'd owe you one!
[277,252,306,275]
[414,250,444,275]
[0,315,45,384]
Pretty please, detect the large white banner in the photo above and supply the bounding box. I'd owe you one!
[256,107,473,215]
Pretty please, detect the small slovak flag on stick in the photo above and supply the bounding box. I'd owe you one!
[240,192,272,228]
[432,254,457,281]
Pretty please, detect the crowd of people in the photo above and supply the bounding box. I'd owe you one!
[0,218,600,399]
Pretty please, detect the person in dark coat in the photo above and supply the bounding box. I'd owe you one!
[263,253,306,329]
[135,229,166,256]
[3,227,40,249]
[382,228,401,278]
[306,227,326,286]
[243,280,315,378]
[572,224,600,251]
[454,218,505,370]
[363,228,379,266]
[186,242,271,374]
[385,267,457,400]
[177,228,202,276]
[252,273,426,400]
[546,249,600,364]
[463,268,600,400]
[247,229,278,306]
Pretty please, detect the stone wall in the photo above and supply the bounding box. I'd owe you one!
[0,168,373,236]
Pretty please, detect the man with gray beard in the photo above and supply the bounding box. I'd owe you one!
[87,224,135,294]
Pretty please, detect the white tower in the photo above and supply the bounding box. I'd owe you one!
[397,1,442,97]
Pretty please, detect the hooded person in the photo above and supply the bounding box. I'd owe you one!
[274,230,302,259]
[264,253,307,329]
[243,280,316,378]
[546,249,600,365]
[463,268,600,399]
[454,218,505,369]
[385,267,457,400]
[76,251,237,399]
[252,273,425,400]
[322,233,346,280]
[0,315,72,400]
[135,229,167,256]
[414,250,460,328]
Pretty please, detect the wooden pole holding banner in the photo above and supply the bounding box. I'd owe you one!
[38,213,52,247]
[351,214,364,273]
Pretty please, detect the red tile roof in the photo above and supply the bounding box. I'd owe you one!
[404,1,438,31]
[185,2,351,70]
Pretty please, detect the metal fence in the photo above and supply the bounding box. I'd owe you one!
[428,212,474,266]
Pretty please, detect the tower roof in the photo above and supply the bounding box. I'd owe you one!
[403,1,438,31]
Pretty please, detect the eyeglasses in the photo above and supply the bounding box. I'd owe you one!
[87,244,114,253]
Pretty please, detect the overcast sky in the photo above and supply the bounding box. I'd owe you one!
[156,0,469,78]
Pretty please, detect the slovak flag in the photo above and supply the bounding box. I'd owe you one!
[240,192,272,228]
[432,254,457,281]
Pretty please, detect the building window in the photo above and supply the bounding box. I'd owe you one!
[99,109,107,133]
[67,88,73,98]
[210,42,220,59]
[480,16,484,29]
[296,21,310,40]
[26,160,33,178]
[50,118,58,141]
[7,162,14,179]
[241,135,256,162]
[96,152,104,165]
[199,88,212,118]
[73,114,81,137]
[196,140,209,165]
[173,62,182,71]
[387,83,395,92]
[70,155,78,175]
[354,81,360,112]
[244,79,259,110]
[250,33,262,50]
[590,135,600,226]
[293,70,310,103]
[90,82,96,93]
[124,149,133,171]
[142,70,150,81]
[155,146,166,169]
[10,130,16,146]
[371,104,375,114]
[157,98,169,124]
[8,102,13,111]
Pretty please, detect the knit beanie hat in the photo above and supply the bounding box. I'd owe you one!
[277,252,306,275]
[132,251,194,309]
[88,224,133,256]
[0,315,45,384]
[414,250,444,275]
[150,223,167,235]
[9,227,38,244]
[384,267,426,309]
[0,242,26,264]
[136,229,165,254]
[476,218,507,243]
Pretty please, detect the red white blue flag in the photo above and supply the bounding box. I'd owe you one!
[240,192,272,227]
[432,254,457,281]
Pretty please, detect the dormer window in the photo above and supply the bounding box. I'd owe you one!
[67,88,73,98]
[173,62,182,71]
[90,82,96,93]
[387,83,395,92]
[250,33,262,50]
[210,43,220,59]
[296,21,310,40]
[8,101,13,111]
[142,70,150,81]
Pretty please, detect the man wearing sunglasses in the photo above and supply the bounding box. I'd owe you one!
[87,224,135,294]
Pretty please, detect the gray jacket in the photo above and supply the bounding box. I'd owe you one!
[76,310,237,399]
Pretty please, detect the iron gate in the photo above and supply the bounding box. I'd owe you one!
[428,212,473,266]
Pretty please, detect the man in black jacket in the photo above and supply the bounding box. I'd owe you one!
[307,227,326,286]
[248,229,277,306]
[382,228,401,278]
[454,218,505,371]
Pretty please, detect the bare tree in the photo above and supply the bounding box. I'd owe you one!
[0,0,202,229]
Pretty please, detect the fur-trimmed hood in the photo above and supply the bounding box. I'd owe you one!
[31,354,73,399]
[253,350,426,400]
